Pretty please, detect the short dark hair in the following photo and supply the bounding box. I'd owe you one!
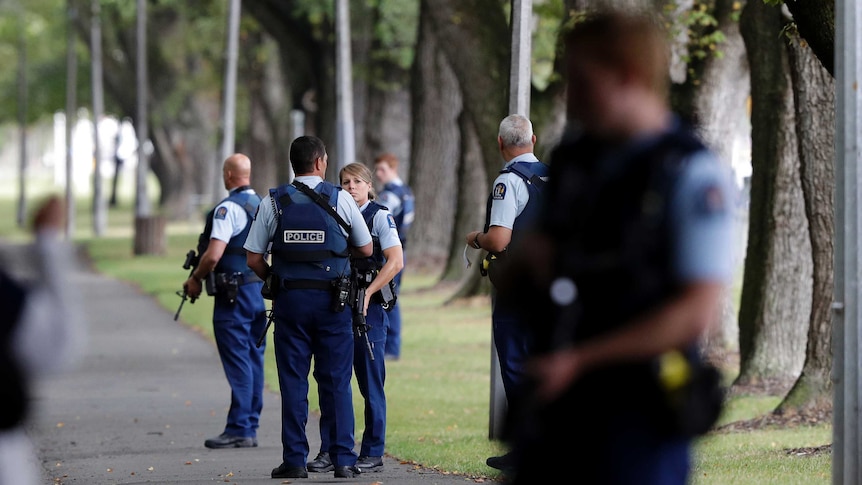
[290,136,327,175]
[564,11,669,98]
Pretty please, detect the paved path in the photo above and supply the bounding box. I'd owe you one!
[4,242,480,485]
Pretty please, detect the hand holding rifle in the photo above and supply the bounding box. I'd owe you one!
[175,249,200,320]
[352,270,375,360]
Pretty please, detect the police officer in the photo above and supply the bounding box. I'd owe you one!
[0,196,85,485]
[244,136,372,479]
[373,153,414,360]
[307,162,404,474]
[183,153,267,450]
[510,12,736,484]
[464,113,549,473]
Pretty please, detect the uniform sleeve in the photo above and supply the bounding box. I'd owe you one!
[209,201,246,243]
[338,191,373,247]
[488,172,525,229]
[378,190,402,216]
[374,208,402,250]
[12,231,86,376]
[669,151,739,283]
[244,195,276,254]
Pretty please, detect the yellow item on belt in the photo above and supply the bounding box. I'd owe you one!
[658,350,691,391]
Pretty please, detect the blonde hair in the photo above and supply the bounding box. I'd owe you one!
[339,162,377,200]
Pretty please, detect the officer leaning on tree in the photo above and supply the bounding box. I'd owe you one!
[244,135,373,480]
[183,153,268,450]
[464,113,549,473]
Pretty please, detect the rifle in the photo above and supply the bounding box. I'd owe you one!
[352,269,375,360]
[174,249,200,321]
[255,272,278,348]
[256,309,275,348]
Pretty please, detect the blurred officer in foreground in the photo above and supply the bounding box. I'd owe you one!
[307,162,403,474]
[373,153,413,360]
[245,136,372,479]
[183,153,267,449]
[506,11,735,484]
[464,113,549,473]
[0,196,86,485]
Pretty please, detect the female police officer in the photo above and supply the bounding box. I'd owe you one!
[306,162,403,474]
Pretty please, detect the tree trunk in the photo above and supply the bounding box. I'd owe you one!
[407,1,462,273]
[445,113,490,291]
[422,0,509,190]
[353,2,414,174]
[737,0,811,392]
[690,0,750,357]
[240,31,293,192]
[775,31,835,417]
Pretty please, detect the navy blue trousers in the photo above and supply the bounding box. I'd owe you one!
[491,291,531,401]
[319,303,389,457]
[212,282,267,438]
[384,254,405,358]
[274,288,357,467]
[513,408,691,484]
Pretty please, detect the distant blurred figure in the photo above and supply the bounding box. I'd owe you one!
[373,153,414,360]
[508,11,735,485]
[0,196,86,485]
[110,117,136,207]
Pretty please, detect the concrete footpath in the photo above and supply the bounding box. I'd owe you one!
[3,242,483,485]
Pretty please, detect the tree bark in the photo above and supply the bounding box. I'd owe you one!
[239,31,292,193]
[737,0,811,391]
[445,113,491,290]
[775,31,835,416]
[407,0,462,273]
[422,0,509,189]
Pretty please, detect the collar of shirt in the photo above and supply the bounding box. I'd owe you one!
[504,153,540,167]
[294,175,323,188]
[229,185,252,195]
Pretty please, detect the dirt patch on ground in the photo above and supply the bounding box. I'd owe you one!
[715,406,832,433]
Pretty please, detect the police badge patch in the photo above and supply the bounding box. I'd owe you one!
[387,214,397,228]
[695,183,726,217]
[492,183,507,200]
[214,206,228,220]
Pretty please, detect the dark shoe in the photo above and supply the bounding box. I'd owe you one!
[307,451,334,473]
[486,451,516,472]
[334,465,362,478]
[204,433,257,449]
[271,463,308,479]
[355,455,384,472]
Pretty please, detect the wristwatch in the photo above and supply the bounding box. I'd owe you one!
[473,232,481,249]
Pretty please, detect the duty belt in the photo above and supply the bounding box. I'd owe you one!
[281,279,334,291]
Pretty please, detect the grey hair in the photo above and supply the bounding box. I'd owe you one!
[498,114,534,148]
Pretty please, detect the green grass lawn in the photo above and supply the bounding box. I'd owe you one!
[0,192,833,483]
